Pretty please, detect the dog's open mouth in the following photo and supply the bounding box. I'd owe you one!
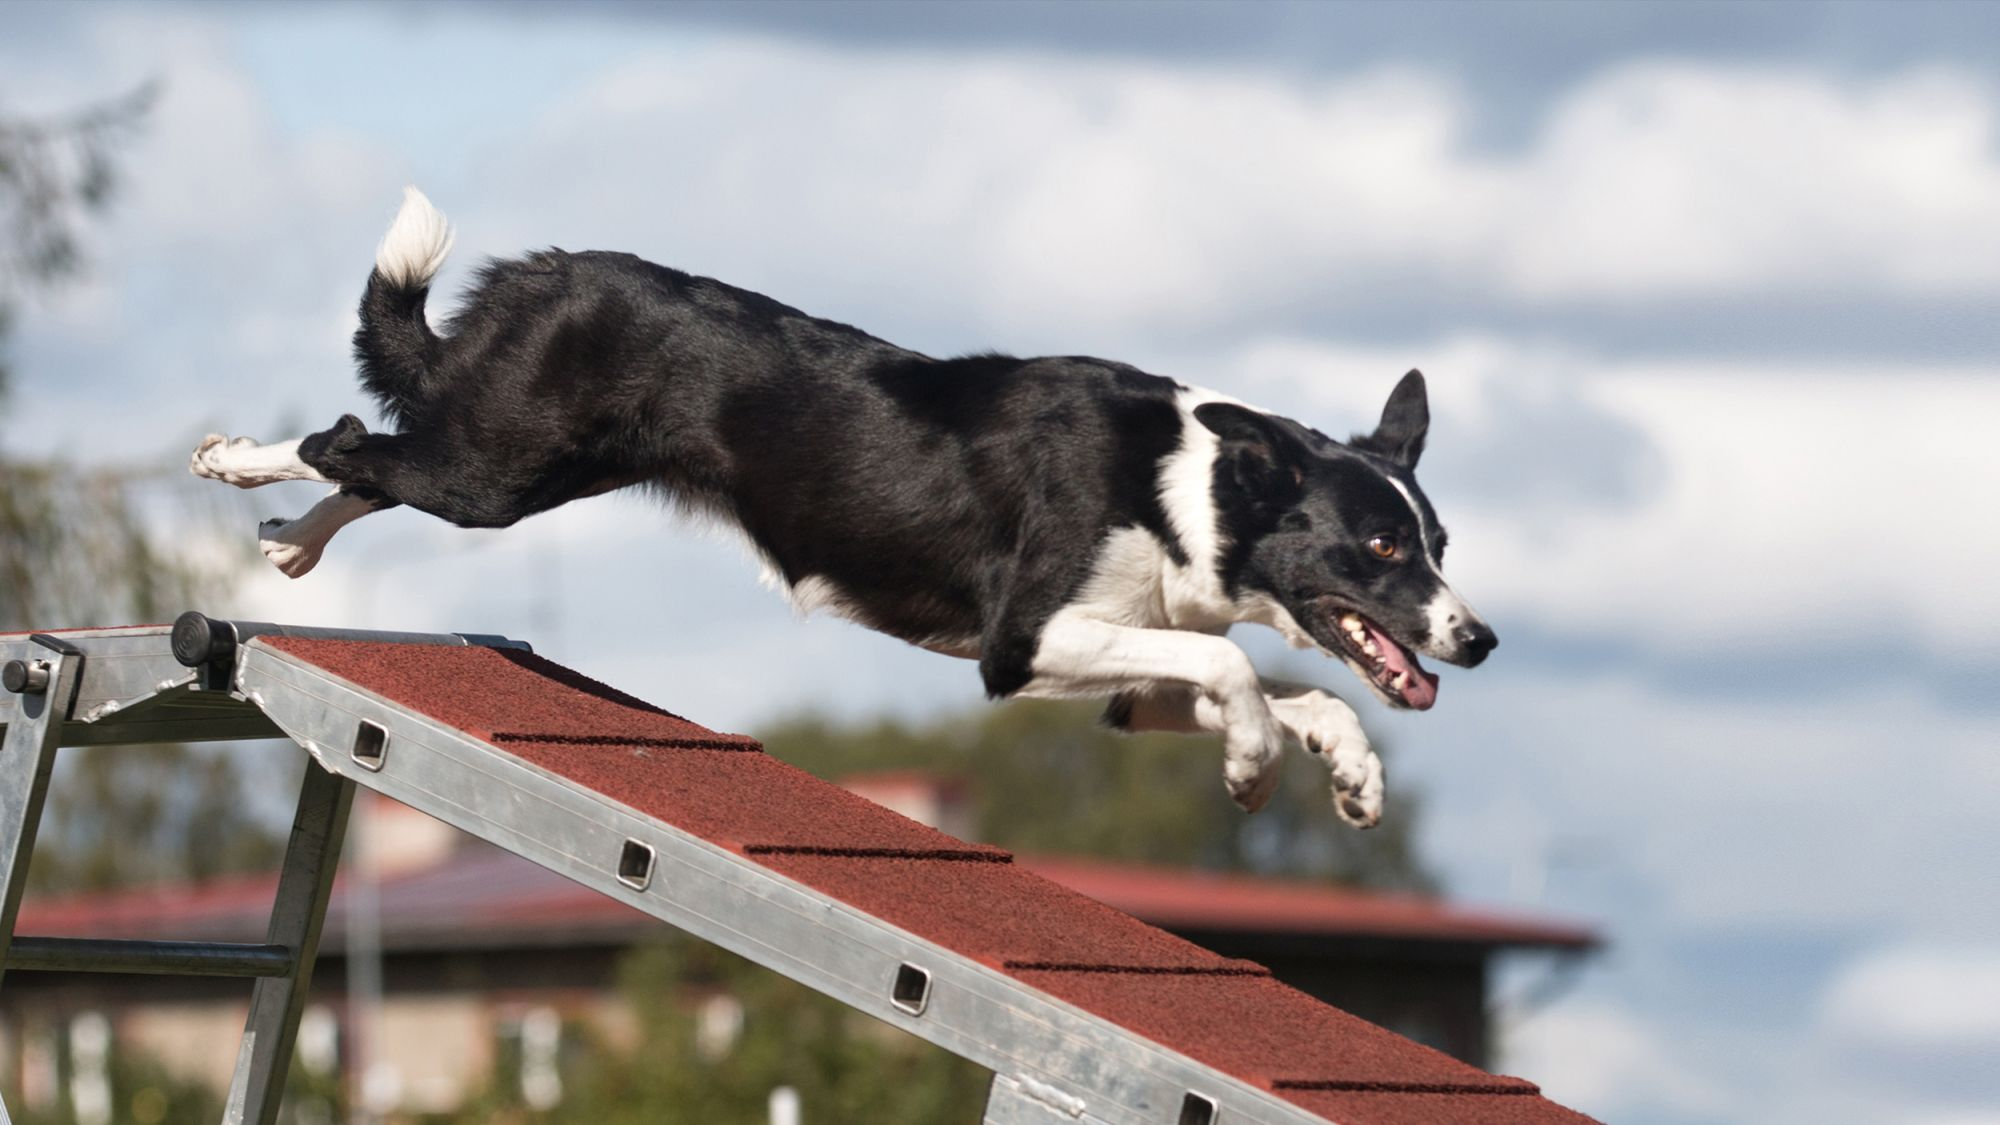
[1316,604,1439,711]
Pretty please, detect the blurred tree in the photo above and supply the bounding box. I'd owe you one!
[6,1028,222,1125]
[761,698,1438,892]
[0,83,155,400]
[0,88,281,896]
[0,82,225,629]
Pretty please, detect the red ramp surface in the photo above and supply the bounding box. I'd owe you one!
[267,637,1594,1124]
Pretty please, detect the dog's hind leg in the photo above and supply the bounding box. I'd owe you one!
[1109,679,1384,828]
[255,487,389,578]
[295,413,617,531]
[1013,615,1287,813]
[191,418,415,576]
[190,434,331,488]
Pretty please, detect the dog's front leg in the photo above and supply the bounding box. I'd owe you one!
[1118,680,1384,828]
[1017,616,1285,812]
[1264,682,1384,828]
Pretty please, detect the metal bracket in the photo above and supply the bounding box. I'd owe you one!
[985,1074,1097,1124]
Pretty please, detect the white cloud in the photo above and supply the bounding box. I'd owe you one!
[1,8,407,458]
[457,44,2000,350]
[1507,64,2000,298]
[1214,335,2000,661]
[1506,1000,1738,1121]
[1396,663,2000,932]
[1821,948,2000,1053]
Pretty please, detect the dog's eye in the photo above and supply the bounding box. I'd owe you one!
[1367,535,1398,559]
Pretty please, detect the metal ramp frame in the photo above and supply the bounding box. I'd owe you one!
[0,615,1592,1125]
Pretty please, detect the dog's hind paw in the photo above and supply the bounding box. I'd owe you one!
[258,517,322,579]
[190,434,262,484]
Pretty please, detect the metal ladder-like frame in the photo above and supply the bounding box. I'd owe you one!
[0,617,1343,1125]
[0,627,358,1125]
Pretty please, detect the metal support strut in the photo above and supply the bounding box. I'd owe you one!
[0,637,82,996]
[223,759,354,1124]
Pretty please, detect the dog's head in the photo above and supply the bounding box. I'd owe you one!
[1195,370,1495,711]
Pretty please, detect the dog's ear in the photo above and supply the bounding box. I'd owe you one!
[1195,402,1304,501]
[1352,369,1428,468]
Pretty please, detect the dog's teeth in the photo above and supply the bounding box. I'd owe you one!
[1340,613,1362,630]
[1362,639,1379,657]
[1392,671,1410,691]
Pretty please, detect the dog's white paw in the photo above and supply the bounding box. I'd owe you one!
[190,434,265,486]
[1284,692,1384,829]
[1329,747,1384,829]
[258,517,321,579]
[1221,707,1286,813]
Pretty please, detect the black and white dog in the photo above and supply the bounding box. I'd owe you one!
[191,189,1495,828]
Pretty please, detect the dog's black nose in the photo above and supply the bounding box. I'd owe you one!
[1455,620,1497,666]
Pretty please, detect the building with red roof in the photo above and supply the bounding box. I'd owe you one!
[1,784,1594,1116]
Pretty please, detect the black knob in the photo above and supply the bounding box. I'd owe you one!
[172,611,234,667]
[2,659,49,695]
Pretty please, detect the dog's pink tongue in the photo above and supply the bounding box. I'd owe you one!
[1400,666,1439,710]
[1368,621,1440,711]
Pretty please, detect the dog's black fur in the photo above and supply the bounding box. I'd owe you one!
[200,192,1498,824]
[319,248,1475,699]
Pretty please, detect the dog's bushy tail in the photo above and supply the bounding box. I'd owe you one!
[353,186,454,424]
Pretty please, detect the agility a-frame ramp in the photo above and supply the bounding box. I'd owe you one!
[0,615,1594,1125]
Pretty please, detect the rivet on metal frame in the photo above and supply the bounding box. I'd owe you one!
[891,962,932,1016]
[1179,1092,1219,1125]
[616,838,656,891]
[350,720,388,772]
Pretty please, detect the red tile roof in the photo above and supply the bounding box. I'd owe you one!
[1018,856,1596,950]
[10,846,1593,955]
[20,637,1597,1122]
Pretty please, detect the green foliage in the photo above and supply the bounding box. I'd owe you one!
[0,459,237,632]
[24,743,291,894]
[277,1045,345,1125]
[0,86,247,635]
[0,83,155,400]
[448,939,989,1125]
[0,88,278,895]
[759,699,1438,891]
[6,1036,222,1125]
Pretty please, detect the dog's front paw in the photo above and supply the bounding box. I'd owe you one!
[258,517,321,578]
[1221,708,1286,813]
[190,434,261,486]
[1328,747,1384,829]
[1291,693,1384,829]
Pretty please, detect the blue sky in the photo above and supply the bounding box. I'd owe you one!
[3,3,1997,1122]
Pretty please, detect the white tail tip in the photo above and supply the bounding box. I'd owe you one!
[374,185,455,288]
